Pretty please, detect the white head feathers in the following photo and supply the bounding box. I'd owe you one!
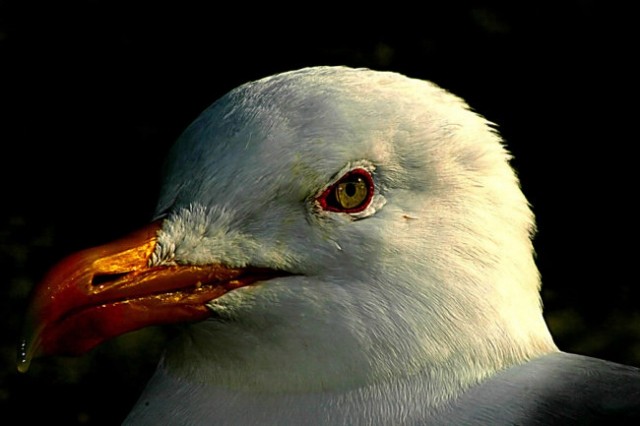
[149,66,556,402]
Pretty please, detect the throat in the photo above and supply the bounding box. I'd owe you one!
[129,358,444,424]
[162,319,384,393]
[158,281,557,399]
[159,319,504,403]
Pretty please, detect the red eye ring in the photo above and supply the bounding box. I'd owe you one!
[316,168,374,214]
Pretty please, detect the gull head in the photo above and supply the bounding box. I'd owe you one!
[151,66,556,397]
[20,67,556,405]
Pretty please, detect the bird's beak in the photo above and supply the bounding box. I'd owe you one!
[18,220,283,373]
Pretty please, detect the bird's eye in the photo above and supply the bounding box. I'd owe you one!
[317,168,374,213]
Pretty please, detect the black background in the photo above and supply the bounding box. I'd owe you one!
[1,1,637,424]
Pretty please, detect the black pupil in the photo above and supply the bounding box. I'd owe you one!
[345,182,357,196]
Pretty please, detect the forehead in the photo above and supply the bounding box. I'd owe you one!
[155,69,470,213]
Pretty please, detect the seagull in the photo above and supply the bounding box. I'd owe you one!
[19,66,640,424]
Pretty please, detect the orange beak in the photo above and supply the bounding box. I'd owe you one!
[18,220,286,372]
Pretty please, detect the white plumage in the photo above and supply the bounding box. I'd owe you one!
[25,66,640,424]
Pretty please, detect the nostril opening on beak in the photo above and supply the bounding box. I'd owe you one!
[91,272,129,287]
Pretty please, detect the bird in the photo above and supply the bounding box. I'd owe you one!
[19,66,640,424]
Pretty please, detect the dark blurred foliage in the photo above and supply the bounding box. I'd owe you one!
[0,1,637,424]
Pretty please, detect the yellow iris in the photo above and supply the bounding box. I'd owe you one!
[335,177,368,209]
